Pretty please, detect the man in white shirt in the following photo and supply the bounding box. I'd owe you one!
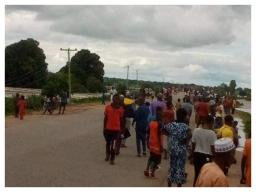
[192,115,217,186]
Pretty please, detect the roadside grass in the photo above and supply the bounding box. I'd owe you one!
[235,110,251,138]
[5,96,108,116]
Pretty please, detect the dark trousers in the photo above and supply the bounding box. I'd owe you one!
[147,152,161,170]
[59,103,66,114]
[115,132,122,154]
[136,131,146,154]
[104,130,120,161]
[196,116,207,127]
[193,152,213,186]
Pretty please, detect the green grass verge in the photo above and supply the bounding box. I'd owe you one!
[235,110,251,138]
[71,97,102,104]
[5,96,44,116]
[5,96,108,116]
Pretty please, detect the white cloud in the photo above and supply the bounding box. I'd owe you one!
[5,5,251,88]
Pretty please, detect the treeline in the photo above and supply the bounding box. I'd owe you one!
[5,38,251,99]
[5,38,104,96]
[104,77,251,100]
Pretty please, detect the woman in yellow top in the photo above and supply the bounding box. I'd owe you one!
[217,115,234,139]
[217,115,237,175]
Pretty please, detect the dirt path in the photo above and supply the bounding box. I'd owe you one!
[5,94,246,187]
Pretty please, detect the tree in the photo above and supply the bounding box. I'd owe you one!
[5,38,48,88]
[87,76,103,93]
[229,80,237,96]
[215,83,229,96]
[116,83,127,95]
[59,49,104,92]
[41,72,68,97]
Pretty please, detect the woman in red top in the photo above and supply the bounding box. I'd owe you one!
[103,94,124,165]
[17,95,27,120]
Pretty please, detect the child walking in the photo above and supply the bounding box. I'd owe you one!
[144,106,163,177]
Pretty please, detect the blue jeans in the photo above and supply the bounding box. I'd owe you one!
[136,131,146,154]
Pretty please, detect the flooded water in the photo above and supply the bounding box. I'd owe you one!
[234,99,251,151]
[237,99,251,114]
[235,117,246,151]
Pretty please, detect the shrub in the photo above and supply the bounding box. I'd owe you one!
[27,95,43,110]
[5,95,43,116]
[5,97,15,116]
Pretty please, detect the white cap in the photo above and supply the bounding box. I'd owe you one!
[214,138,235,153]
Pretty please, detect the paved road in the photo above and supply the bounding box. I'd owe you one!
[5,94,246,187]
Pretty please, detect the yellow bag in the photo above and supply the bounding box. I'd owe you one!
[124,98,134,105]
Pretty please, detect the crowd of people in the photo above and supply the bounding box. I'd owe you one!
[103,88,251,187]
[42,91,68,115]
[13,91,68,119]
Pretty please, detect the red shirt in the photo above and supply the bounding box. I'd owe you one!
[149,121,163,155]
[243,139,251,186]
[17,100,27,115]
[105,104,124,131]
[163,109,175,124]
[197,102,209,117]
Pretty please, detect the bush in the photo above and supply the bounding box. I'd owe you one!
[27,95,43,110]
[236,110,251,138]
[5,95,43,116]
[244,114,251,138]
[42,72,68,97]
[5,97,15,116]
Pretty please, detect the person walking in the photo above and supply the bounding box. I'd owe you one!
[191,115,217,186]
[217,115,236,175]
[17,95,27,120]
[195,138,236,187]
[162,108,192,187]
[181,97,193,125]
[144,107,163,178]
[150,93,166,117]
[43,96,52,115]
[133,97,150,157]
[215,100,224,128]
[240,137,251,187]
[162,101,175,159]
[196,97,209,128]
[175,98,182,111]
[121,100,135,148]
[232,97,237,115]
[103,94,124,165]
[59,91,68,115]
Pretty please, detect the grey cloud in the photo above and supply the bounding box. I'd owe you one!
[5,5,250,50]
[5,5,251,88]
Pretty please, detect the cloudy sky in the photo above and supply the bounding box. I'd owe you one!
[5,5,251,88]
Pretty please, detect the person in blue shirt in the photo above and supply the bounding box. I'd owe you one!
[133,97,150,157]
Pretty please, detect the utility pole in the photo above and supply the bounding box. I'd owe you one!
[60,48,77,103]
[136,69,139,88]
[125,63,134,90]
